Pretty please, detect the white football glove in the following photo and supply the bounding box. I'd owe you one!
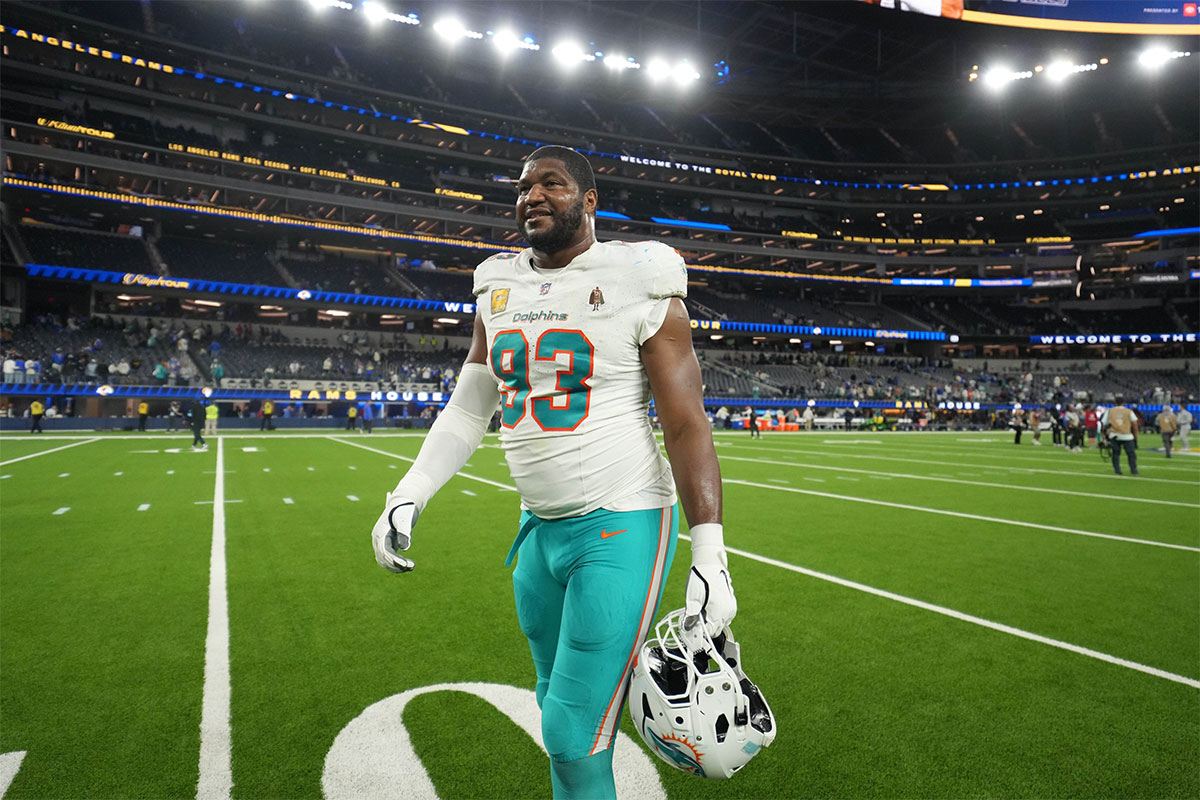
[683,523,737,650]
[371,493,419,573]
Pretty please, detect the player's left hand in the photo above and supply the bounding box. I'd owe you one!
[683,529,736,647]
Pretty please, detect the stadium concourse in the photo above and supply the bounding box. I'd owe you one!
[0,0,1197,798]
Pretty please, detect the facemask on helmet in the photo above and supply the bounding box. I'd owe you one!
[628,608,775,779]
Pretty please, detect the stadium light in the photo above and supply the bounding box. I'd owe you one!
[673,60,701,86]
[1139,47,1172,69]
[361,1,389,25]
[551,41,590,66]
[491,29,522,54]
[603,53,628,70]
[433,17,465,40]
[1045,60,1073,82]
[646,59,672,83]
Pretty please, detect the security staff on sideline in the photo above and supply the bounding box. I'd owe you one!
[1155,405,1177,457]
[30,399,45,434]
[205,401,219,437]
[137,400,149,432]
[1101,395,1139,476]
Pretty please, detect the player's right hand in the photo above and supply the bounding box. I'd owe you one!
[372,493,419,573]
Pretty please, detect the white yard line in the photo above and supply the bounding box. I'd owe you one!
[720,454,1200,509]
[725,478,1199,553]
[679,534,1200,691]
[722,442,1200,486]
[329,437,519,493]
[198,437,232,800]
[0,437,99,466]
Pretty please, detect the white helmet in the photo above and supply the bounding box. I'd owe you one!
[627,608,776,779]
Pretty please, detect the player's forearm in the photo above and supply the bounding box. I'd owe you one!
[662,417,722,527]
[391,363,499,512]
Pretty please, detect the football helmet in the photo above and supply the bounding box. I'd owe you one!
[628,608,775,780]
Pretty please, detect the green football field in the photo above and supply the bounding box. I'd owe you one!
[1,429,1197,799]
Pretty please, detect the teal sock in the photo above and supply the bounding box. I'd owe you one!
[550,748,615,800]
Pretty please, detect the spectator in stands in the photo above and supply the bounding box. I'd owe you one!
[153,361,168,384]
[85,357,100,384]
[51,348,65,377]
[1155,405,1178,458]
[1100,395,1139,476]
[25,357,41,384]
[3,354,17,384]
[1177,406,1193,452]
[29,398,45,433]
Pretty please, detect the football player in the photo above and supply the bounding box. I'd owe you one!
[372,146,735,799]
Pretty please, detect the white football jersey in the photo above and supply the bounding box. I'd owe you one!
[472,239,688,519]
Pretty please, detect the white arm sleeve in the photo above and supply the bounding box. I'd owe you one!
[390,362,499,515]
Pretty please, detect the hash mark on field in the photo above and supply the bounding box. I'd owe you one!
[58,472,69,478]
[52,507,70,515]
[263,468,270,473]
[348,465,357,470]
[0,475,9,480]
[167,470,175,475]
[242,447,259,452]
[137,503,151,512]
[768,478,790,484]
[307,466,315,471]
[836,476,860,482]
[283,498,294,505]
[347,495,360,502]
[462,490,477,496]
[114,471,123,476]
[195,500,242,504]
[388,464,397,469]
[804,477,826,483]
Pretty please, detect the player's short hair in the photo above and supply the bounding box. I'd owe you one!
[524,145,596,194]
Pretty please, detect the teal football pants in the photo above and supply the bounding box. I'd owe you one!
[511,504,678,796]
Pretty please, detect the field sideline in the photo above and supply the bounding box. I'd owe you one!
[1,429,1197,799]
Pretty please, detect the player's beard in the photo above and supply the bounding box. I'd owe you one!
[524,198,585,253]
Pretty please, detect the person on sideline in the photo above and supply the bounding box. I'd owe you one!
[346,404,358,431]
[748,406,762,438]
[138,399,149,432]
[30,398,45,433]
[361,401,374,434]
[187,402,207,450]
[1101,395,1139,476]
[1177,406,1193,452]
[370,146,736,800]
[205,401,219,437]
[1155,404,1178,458]
[261,399,275,431]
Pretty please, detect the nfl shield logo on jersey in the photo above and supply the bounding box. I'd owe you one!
[491,288,510,314]
[540,282,552,296]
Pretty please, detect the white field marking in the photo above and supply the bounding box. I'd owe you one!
[52,507,70,515]
[167,470,175,475]
[242,447,259,452]
[678,534,1200,691]
[722,442,1200,486]
[308,466,315,471]
[726,478,1200,553]
[0,437,98,466]
[198,437,232,800]
[347,495,360,502]
[114,471,123,476]
[720,438,1200,474]
[720,453,1200,509]
[0,475,9,480]
[822,439,882,445]
[58,472,70,478]
[836,476,860,481]
[137,503,151,512]
[129,449,163,454]
[855,441,1200,474]
[768,478,790,484]
[283,498,294,505]
[0,751,27,798]
[330,438,520,494]
[203,471,236,474]
[348,465,357,470]
[388,464,397,469]
[195,500,242,504]
[804,477,826,483]
[498,461,507,466]
[462,490,477,496]
[263,468,270,473]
